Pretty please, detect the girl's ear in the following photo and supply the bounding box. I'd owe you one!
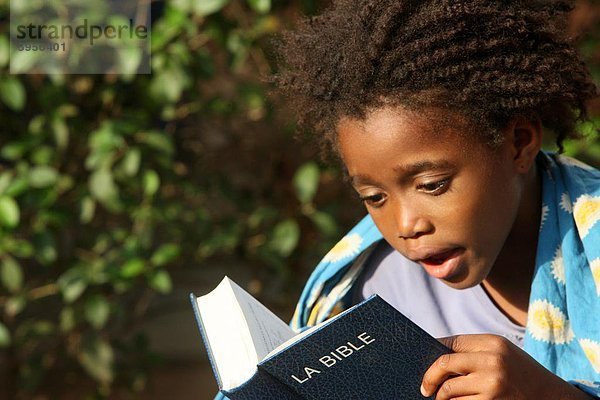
[504,116,543,173]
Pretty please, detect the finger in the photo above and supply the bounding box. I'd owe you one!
[430,374,480,400]
[421,353,491,397]
[438,334,510,353]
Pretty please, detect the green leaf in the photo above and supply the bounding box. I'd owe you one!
[116,45,143,76]
[197,225,242,258]
[0,196,20,228]
[150,67,189,103]
[293,162,320,204]
[28,166,59,188]
[33,232,57,265]
[227,32,249,69]
[58,269,87,303]
[79,337,114,384]
[0,172,12,196]
[61,280,87,303]
[247,206,277,229]
[310,211,338,236]
[30,146,54,165]
[5,177,28,197]
[0,35,9,67]
[195,0,230,16]
[148,270,173,294]
[120,148,141,177]
[120,258,146,278]
[169,0,192,13]
[80,196,96,224]
[268,219,300,257]
[135,131,174,155]
[29,115,46,135]
[31,320,55,336]
[151,6,188,50]
[52,115,70,150]
[247,0,271,13]
[1,256,23,293]
[5,295,26,317]
[85,295,110,330]
[9,47,40,74]
[5,238,34,258]
[0,322,10,348]
[0,77,26,111]
[578,118,600,138]
[89,122,124,152]
[150,243,180,266]
[60,307,75,332]
[1,142,27,161]
[143,170,160,197]
[89,168,119,206]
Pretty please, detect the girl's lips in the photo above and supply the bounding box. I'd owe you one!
[417,248,465,279]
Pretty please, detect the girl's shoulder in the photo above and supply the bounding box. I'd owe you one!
[541,152,599,196]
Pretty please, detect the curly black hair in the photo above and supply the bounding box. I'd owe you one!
[275,0,598,155]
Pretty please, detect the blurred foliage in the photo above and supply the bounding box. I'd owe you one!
[0,0,346,398]
[0,0,597,398]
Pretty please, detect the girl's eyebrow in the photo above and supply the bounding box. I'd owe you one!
[348,174,378,186]
[393,160,454,176]
[347,160,455,186]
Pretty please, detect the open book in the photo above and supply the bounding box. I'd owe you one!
[191,276,451,399]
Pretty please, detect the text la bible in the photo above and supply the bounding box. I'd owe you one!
[290,332,376,384]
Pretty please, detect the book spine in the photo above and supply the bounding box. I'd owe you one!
[189,293,224,389]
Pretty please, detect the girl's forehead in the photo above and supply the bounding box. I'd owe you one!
[337,105,484,140]
[335,105,505,167]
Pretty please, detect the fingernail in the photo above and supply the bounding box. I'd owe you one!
[420,384,428,397]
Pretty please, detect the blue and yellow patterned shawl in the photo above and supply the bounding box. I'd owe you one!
[290,152,600,397]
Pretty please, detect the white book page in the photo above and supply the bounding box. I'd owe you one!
[227,278,296,361]
[265,297,362,359]
[197,277,295,391]
[266,323,320,359]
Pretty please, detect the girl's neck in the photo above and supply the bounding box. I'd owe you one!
[482,159,543,327]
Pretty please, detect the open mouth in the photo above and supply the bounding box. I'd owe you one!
[421,249,461,265]
[418,248,465,279]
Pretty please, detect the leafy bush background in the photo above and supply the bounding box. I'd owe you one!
[0,0,598,398]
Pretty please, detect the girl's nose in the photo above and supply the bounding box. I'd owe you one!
[393,199,432,239]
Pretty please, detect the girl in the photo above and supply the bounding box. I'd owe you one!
[273,0,600,399]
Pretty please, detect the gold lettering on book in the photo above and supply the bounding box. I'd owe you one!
[290,332,375,384]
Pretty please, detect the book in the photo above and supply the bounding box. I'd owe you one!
[190,276,451,399]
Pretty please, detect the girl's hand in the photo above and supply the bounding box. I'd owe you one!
[421,334,593,400]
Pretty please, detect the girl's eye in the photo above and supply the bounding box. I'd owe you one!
[417,178,451,195]
[359,193,386,207]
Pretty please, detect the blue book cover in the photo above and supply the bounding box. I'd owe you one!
[191,278,451,399]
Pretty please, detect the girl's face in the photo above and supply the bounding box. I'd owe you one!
[337,106,531,289]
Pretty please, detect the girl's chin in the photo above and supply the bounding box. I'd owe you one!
[440,277,479,290]
[438,266,483,290]
[434,255,489,290]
